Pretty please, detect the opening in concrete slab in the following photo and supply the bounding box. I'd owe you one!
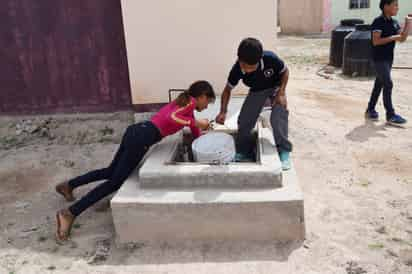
[138,121,283,189]
[168,130,259,165]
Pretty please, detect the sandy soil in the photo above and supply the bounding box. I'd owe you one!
[1,36,412,274]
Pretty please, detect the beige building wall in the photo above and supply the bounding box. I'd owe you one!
[120,0,277,105]
[279,0,324,34]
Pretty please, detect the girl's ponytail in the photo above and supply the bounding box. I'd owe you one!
[174,80,216,107]
[175,90,192,107]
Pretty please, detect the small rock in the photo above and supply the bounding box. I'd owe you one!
[63,160,75,168]
[400,249,412,266]
[391,237,403,243]
[70,241,78,249]
[22,226,39,233]
[324,66,335,74]
[345,261,367,274]
[38,236,48,242]
[49,246,59,253]
[352,72,359,77]
[15,201,31,209]
[375,226,386,234]
[100,126,114,136]
[29,125,40,134]
[88,239,111,265]
[388,200,405,208]
[125,242,145,251]
[20,226,39,238]
[387,249,399,257]
[40,127,50,137]
[47,265,56,271]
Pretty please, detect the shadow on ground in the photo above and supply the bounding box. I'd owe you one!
[345,120,389,143]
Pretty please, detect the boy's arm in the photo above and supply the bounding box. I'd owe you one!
[398,16,411,42]
[274,68,289,109]
[278,68,289,96]
[216,63,240,124]
[220,84,233,114]
[372,31,401,46]
[216,84,233,124]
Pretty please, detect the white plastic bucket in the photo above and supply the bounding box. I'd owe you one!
[192,132,235,164]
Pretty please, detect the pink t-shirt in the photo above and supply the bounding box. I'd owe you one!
[151,97,201,138]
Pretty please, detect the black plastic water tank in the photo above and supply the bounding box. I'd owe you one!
[343,24,376,77]
[330,19,364,67]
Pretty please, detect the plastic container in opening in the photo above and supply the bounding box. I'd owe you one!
[192,132,235,164]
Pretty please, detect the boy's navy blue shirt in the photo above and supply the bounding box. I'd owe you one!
[371,14,401,61]
[227,51,287,92]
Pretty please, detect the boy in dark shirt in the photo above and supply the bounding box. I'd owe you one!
[215,38,292,170]
[365,0,411,126]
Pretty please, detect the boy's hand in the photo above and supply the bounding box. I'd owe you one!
[273,93,288,109]
[215,112,227,125]
[393,34,403,42]
[195,119,210,130]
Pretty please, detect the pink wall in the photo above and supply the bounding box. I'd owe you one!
[322,0,333,32]
[279,0,324,34]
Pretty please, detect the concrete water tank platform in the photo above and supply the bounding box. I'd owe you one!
[112,96,305,244]
[111,164,305,244]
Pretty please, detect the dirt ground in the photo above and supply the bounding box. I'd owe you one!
[1,36,412,274]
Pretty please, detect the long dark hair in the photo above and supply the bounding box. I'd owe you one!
[175,80,216,107]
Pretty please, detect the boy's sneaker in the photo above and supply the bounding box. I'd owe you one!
[365,109,379,121]
[234,153,253,162]
[387,114,407,127]
[279,150,291,171]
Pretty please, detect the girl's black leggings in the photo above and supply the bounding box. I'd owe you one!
[68,121,162,217]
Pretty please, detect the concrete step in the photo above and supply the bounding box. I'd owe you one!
[111,164,305,244]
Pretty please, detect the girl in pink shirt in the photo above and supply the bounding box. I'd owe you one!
[55,81,215,241]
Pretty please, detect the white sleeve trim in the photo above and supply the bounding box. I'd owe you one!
[226,82,236,89]
[279,65,288,74]
[372,29,382,33]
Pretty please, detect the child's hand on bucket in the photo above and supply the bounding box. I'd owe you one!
[195,119,210,130]
[215,112,226,125]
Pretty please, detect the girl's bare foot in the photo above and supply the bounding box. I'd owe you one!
[56,182,75,202]
[55,209,75,242]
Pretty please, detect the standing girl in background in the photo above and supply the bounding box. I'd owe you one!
[365,0,411,125]
[55,80,215,241]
